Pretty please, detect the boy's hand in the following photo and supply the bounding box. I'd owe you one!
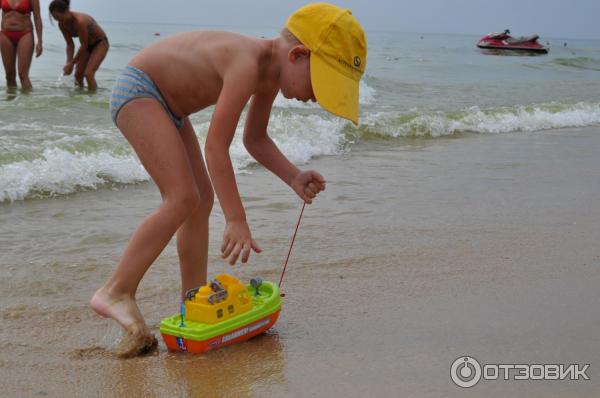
[221,220,262,265]
[291,170,326,204]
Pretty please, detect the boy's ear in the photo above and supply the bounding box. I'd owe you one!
[288,45,310,62]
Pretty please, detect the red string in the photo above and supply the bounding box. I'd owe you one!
[278,202,306,290]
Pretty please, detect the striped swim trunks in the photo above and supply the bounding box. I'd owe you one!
[109,65,184,130]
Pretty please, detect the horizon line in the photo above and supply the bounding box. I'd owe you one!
[95,19,600,42]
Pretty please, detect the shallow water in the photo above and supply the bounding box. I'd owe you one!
[2,24,600,202]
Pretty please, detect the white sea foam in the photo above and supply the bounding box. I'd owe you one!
[363,102,600,138]
[0,148,148,202]
[0,112,350,202]
[192,112,349,171]
[6,100,599,202]
[233,112,348,165]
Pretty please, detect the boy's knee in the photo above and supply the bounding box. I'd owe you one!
[169,189,202,221]
[197,189,214,215]
[84,70,95,81]
[74,72,84,82]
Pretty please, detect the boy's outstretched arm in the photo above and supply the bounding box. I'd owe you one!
[205,64,262,266]
[243,91,326,204]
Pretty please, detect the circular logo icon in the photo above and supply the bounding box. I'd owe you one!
[353,56,361,68]
[450,356,482,388]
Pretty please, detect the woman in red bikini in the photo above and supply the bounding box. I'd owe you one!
[0,0,42,90]
[49,0,108,91]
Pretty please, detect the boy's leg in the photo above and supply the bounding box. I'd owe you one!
[176,118,214,297]
[90,99,201,338]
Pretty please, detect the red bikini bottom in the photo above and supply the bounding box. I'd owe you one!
[1,29,32,46]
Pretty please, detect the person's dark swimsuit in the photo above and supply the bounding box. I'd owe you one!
[0,0,33,46]
[87,36,107,52]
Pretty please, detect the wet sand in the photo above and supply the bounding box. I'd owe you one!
[1,127,600,397]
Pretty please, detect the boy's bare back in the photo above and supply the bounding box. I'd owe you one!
[130,31,277,118]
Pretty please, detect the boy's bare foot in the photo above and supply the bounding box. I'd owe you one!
[90,287,158,357]
[90,287,145,335]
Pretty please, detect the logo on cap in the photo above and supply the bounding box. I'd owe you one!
[353,56,362,68]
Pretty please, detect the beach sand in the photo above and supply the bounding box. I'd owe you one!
[1,126,599,397]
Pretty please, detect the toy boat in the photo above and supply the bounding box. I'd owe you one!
[160,274,281,353]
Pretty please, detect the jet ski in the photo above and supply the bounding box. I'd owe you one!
[477,29,548,54]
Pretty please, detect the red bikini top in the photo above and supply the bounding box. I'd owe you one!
[1,0,31,14]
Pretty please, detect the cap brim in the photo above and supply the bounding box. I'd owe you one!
[311,53,359,125]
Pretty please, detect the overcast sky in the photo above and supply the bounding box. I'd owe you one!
[40,0,600,40]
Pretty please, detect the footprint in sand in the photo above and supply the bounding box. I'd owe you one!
[114,333,158,358]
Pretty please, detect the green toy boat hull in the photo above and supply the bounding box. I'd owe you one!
[160,281,281,353]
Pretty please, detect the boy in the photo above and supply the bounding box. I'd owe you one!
[91,3,367,357]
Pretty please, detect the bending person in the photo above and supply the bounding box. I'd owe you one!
[0,0,43,90]
[49,0,108,90]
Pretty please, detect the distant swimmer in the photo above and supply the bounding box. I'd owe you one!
[0,0,43,90]
[49,0,108,90]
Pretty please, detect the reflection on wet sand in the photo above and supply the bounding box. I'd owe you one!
[161,331,286,397]
[73,330,287,397]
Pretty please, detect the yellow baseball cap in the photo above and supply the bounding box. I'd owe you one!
[286,3,367,125]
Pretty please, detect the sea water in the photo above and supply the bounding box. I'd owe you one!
[1,23,599,202]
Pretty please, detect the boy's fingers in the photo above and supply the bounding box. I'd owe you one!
[304,187,315,198]
[312,171,326,183]
[220,237,230,253]
[222,241,234,258]
[241,242,251,264]
[229,243,242,266]
[307,182,319,193]
[310,176,325,191]
[251,239,262,253]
